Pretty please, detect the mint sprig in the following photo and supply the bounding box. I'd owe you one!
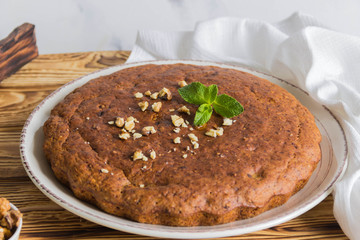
[178,82,244,126]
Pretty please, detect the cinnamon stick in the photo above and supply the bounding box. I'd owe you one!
[0,23,39,82]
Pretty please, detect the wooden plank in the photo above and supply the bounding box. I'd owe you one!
[0,51,130,87]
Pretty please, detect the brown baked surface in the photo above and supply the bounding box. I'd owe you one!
[43,63,321,226]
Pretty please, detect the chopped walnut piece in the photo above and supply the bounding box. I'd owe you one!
[205,127,224,138]
[188,133,198,142]
[177,106,191,115]
[159,87,172,100]
[0,207,22,232]
[173,137,181,144]
[133,133,142,140]
[144,90,151,96]
[150,92,159,99]
[150,150,156,159]
[132,150,144,160]
[223,118,233,126]
[127,116,138,122]
[216,127,224,136]
[192,141,199,149]
[0,198,11,218]
[178,80,188,88]
[119,132,131,140]
[134,92,143,99]
[205,129,217,138]
[115,117,125,128]
[138,101,149,111]
[152,102,162,112]
[0,227,11,239]
[142,126,156,135]
[171,115,184,127]
[124,117,136,131]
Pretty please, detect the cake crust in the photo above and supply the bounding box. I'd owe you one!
[43,63,321,226]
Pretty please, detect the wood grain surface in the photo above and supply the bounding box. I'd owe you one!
[0,51,349,239]
[0,23,38,82]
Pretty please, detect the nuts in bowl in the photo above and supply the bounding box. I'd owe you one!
[0,198,22,240]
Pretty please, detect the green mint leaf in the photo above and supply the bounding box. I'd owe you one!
[213,94,244,118]
[178,82,208,105]
[194,103,213,126]
[204,84,218,104]
[178,82,244,126]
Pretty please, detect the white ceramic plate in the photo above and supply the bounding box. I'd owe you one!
[20,60,348,239]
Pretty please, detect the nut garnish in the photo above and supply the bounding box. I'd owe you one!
[141,126,156,136]
[127,116,138,123]
[138,101,149,111]
[150,92,159,99]
[133,133,142,140]
[101,168,109,173]
[139,184,145,188]
[159,87,172,100]
[150,150,156,159]
[173,128,181,133]
[124,118,135,131]
[115,117,125,128]
[152,102,162,112]
[132,150,144,160]
[188,133,198,142]
[178,80,188,88]
[144,90,152,96]
[107,120,114,125]
[216,127,224,136]
[134,92,143,99]
[171,115,184,127]
[177,106,191,115]
[181,122,188,128]
[182,154,188,158]
[119,132,131,140]
[142,126,157,136]
[192,141,199,149]
[205,127,224,138]
[173,137,181,144]
[223,118,233,126]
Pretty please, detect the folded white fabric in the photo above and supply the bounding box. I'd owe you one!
[127,12,360,239]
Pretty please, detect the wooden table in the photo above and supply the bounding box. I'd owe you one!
[0,51,349,239]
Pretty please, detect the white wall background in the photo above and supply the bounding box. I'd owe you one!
[1,0,360,54]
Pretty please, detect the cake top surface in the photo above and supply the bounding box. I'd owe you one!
[43,63,321,225]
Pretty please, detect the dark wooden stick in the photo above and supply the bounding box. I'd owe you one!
[0,23,38,82]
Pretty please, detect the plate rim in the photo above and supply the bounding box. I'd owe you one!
[19,59,348,239]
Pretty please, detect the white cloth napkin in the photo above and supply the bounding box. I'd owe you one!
[127,12,360,239]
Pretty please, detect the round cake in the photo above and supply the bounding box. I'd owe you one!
[43,63,321,226]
